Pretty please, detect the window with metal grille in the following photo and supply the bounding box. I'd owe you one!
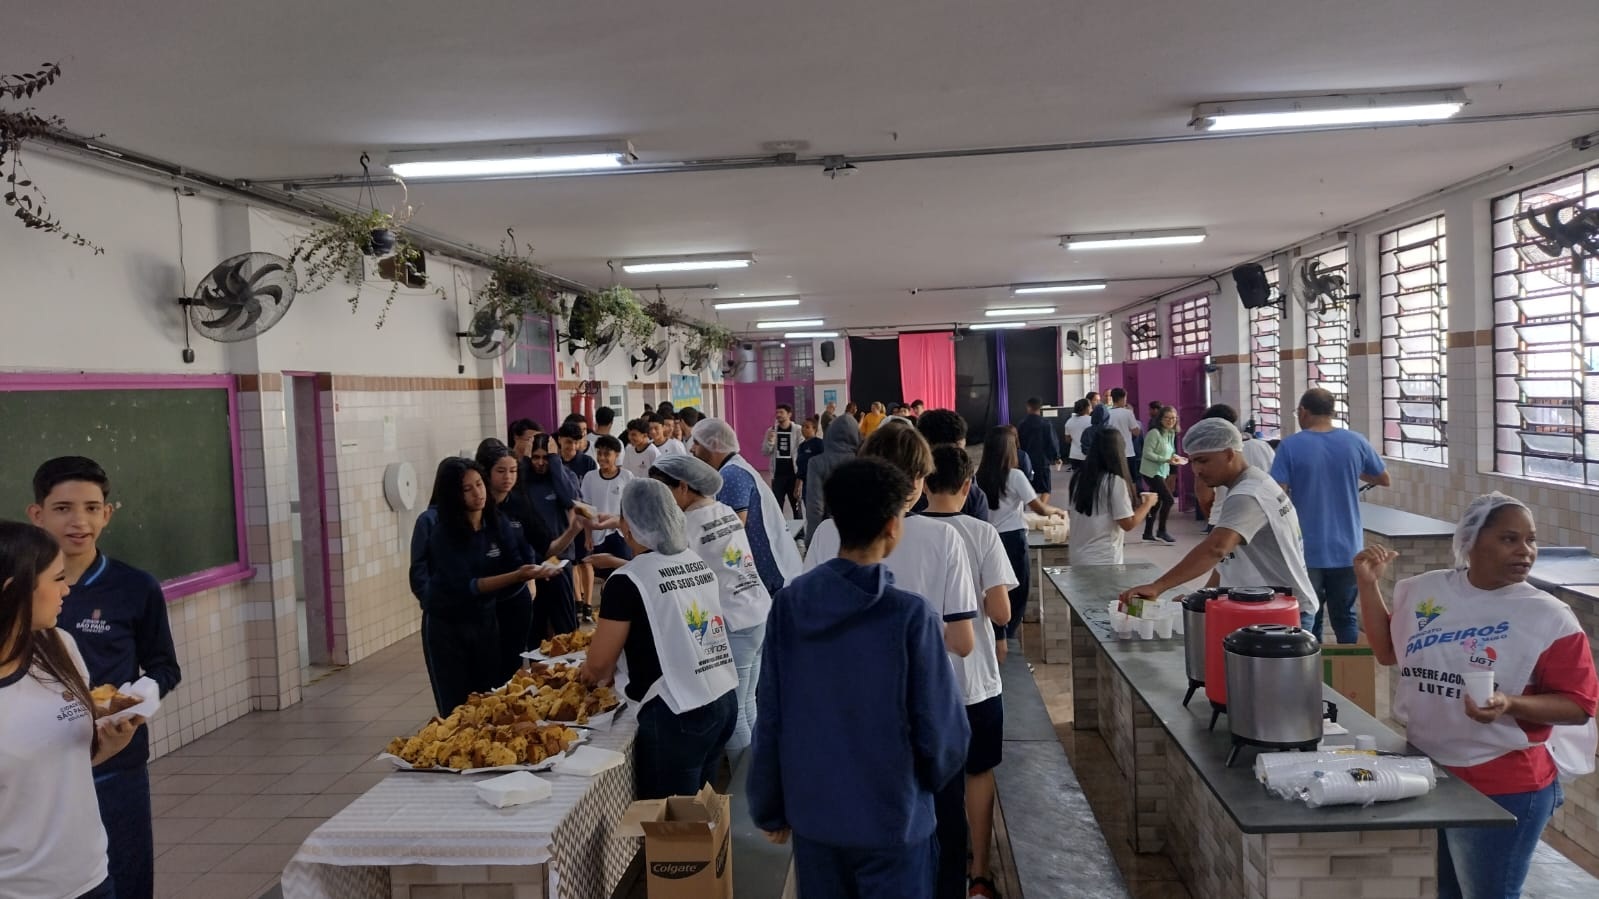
[1491,163,1599,486]
[1169,295,1211,357]
[1128,309,1159,360]
[1098,316,1114,364]
[1249,266,1282,439]
[1081,319,1101,373]
[789,342,814,378]
[1303,246,1352,423]
[1379,216,1449,465]
[506,314,555,376]
[760,342,786,382]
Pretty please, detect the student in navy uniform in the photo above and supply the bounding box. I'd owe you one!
[749,458,969,899]
[422,457,552,716]
[408,461,448,605]
[479,440,584,645]
[26,456,181,899]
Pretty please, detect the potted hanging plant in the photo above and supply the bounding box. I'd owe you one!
[474,239,562,322]
[289,206,417,328]
[2,62,102,253]
[568,285,657,347]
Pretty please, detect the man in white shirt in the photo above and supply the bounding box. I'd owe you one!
[1106,387,1142,477]
[649,414,687,456]
[1199,404,1277,531]
[1063,398,1094,467]
[622,418,660,480]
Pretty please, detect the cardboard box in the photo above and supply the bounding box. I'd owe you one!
[618,784,733,899]
[1323,640,1378,716]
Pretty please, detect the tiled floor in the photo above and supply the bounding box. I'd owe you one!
[149,634,437,899]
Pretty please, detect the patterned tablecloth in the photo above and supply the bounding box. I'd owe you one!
[281,714,639,899]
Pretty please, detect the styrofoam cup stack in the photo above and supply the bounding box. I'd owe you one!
[1255,751,1438,794]
[1154,615,1175,639]
[1137,617,1156,639]
[1305,769,1432,808]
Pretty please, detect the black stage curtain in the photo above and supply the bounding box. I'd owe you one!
[1001,328,1061,425]
[847,336,903,410]
[955,333,999,440]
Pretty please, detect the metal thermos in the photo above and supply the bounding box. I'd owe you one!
[1181,588,1222,707]
[1203,586,1301,728]
[1222,624,1335,767]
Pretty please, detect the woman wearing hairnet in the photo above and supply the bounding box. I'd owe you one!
[1355,493,1598,899]
[579,479,739,798]
[648,454,773,753]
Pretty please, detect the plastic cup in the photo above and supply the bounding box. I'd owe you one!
[1154,616,1174,639]
[1114,613,1135,638]
[1461,671,1495,705]
[1137,617,1156,640]
[1355,735,1377,751]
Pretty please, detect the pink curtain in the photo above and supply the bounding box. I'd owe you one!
[898,331,956,411]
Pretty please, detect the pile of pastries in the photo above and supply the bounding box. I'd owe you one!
[511,662,621,724]
[538,628,594,658]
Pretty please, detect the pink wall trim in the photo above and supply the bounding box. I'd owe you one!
[0,371,252,601]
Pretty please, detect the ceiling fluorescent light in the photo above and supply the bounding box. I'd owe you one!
[386,140,634,178]
[970,322,1028,330]
[986,307,1055,317]
[1061,229,1207,250]
[756,319,823,330]
[785,331,838,338]
[1191,89,1467,132]
[620,253,756,274]
[1012,282,1107,294]
[712,297,800,311]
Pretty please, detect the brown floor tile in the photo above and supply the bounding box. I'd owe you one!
[292,753,378,775]
[185,817,277,844]
[152,870,199,899]
[288,793,361,818]
[155,842,239,873]
[208,841,300,874]
[259,771,348,794]
[204,773,289,795]
[326,770,388,794]
[275,738,359,756]
[256,817,324,844]
[153,816,214,846]
[1128,880,1192,898]
[148,756,193,777]
[221,794,315,819]
[167,793,264,819]
[150,792,190,816]
[150,773,227,795]
[239,755,312,775]
[179,755,251,776]
[181,871,278,899]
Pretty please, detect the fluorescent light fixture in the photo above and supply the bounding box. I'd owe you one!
[756,319,823,330]
[386,140,634,178]
[1191,90,1467,132]
[1061,229,1207,250]
[712,297,800,311]
[986,307,1054,317]
[1012,282,1107,295]
[619,253,756,274]
[785,331,838,338]
[970,322,1028,330]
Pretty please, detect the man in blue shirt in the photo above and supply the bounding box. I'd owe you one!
[29,456,182,899]
[1269,389,1391,643]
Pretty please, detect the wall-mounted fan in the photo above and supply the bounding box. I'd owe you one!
[585,320,621,367]
[1064,329,1083,356]
[182,253,298,342]
[632,329,671,377]
[458,306,518,360]
[1292,257,1354,314]
[1516,195,1599,286]
[721,348,752,380]
[1122,320,1159,343]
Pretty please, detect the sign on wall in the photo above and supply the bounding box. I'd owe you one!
[670,374,703,409]
[822,388,838,406]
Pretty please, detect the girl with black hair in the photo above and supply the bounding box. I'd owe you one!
[476,440,583,660]
[1068,429,1159,564]
[974,428,1065,639]
[421,457,549,716]
[0,521,142,899]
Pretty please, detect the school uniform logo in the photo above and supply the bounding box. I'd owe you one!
[75,608,112,635]
[487,542,502,559]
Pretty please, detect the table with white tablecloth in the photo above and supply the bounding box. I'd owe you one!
[281,714,639,899]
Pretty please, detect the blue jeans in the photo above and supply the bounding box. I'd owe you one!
[793,834,937,899]
[726,623,766,752]
[93,766,152,899]
[1438,780,1562,899]
[998,529,1030,639]
[1307,566,1360,644]
[634,692,738,800]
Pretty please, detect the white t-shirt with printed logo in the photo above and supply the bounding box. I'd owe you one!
[684,500,773,633]
[0,630,110,899]
[803,516,979,628]
[926,512,1018,704]
[579,468,634,543]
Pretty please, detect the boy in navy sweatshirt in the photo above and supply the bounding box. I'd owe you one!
[29,456,182,899]
[748,457,969,898]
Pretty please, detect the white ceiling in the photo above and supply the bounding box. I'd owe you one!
[8,0,1599,330]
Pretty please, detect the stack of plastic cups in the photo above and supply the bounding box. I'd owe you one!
[1304,768,1433,808]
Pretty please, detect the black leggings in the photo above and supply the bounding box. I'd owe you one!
[1143,473,1174,537]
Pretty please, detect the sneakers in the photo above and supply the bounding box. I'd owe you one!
[1158,532,1177,544]
[1143,534,1162,543]
[969,876,1001,899]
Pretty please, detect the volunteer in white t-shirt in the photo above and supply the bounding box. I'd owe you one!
[803,423,978,658]
[1355,493,1597,899]
[0,522,144,899]
[647,453,773,753]
[922,445,1018,897]
[1119,419,1319,623]
[974,426,1066,638]
[580,480,738,800]
[1066,428,1160,564]
[1062,399,1094,465]
[1196,405,1277,530]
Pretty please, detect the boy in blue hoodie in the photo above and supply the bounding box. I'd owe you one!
[748,457,969,899]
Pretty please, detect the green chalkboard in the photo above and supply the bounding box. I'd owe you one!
[0,387,240,582]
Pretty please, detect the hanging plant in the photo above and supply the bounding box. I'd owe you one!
[473,235,561,323]
[1,62,102,253]
[567,285,656,347]
[288,207,418,328]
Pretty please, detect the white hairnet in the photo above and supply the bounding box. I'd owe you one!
[650,453,723,497]
[621,478,689,555]
[690,418,740,455]
[1182,418,1244,455]
[1453,492,1533,569]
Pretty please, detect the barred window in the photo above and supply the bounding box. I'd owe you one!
[1128,309,1159,361]
[788,341,814,378]
[1249,266,1282,439]
[1302,246,1352,423]
[1169,295,1211,357]
[1491,163,1599,486]
[1379,216,1448,465]
[760,341,786,382]
[1080,319,1101,373]
[506,314,555,376]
